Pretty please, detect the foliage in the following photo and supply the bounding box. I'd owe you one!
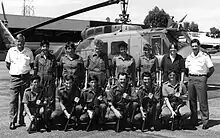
[143,6,170,28]
[188,21,199,32]
[183,22,190,31]
[210,27,220,38]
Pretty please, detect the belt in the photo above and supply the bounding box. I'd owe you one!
[11,72,30,78]
[189,74,207,77]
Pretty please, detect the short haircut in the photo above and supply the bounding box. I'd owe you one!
[118,72,128,78]
[169,43,178,50]
[141,72,152,80]
[167,70,178,80]
[65,41,75,49]
[118,41,128,48]
[64,75,74,82]
[16,34,25,41]
[143,44,152,51]
[40,40,50,47]
[30,75,41,82]
[88,75,99,82]
[191,39,200,46]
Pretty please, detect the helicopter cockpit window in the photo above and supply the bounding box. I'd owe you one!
[111,41,125,55]
[95,27,103,34]
[151,38,161,55]
[87,29,95,38]
[104,25,112,33]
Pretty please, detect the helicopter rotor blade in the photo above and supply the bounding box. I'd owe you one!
[1,1,8,22]
[179,14,187,23]
[14,0,121,35]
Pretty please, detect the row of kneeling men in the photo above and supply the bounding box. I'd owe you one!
[23,70,191,133]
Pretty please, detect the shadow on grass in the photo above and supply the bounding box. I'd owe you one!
[208,119,220,128]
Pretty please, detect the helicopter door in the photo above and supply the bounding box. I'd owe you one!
[102,42,108,54]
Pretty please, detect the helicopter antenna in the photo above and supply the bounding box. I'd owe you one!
[119,0,130,23]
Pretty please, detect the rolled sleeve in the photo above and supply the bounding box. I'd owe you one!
[162,85,169,97]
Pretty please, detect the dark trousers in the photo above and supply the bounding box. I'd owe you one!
[105,102,138,122]
[134,102,161,126]
[188,76,209,125]
[39,74,56,110]
[9,75,30,124]
[51,105,82,124]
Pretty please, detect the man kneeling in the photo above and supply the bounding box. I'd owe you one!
[51,75,81,129]
[23,75,52,133]
[134,72,161,131]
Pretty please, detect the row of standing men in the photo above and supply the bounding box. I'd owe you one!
[5,34,214,131]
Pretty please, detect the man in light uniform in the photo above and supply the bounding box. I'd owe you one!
[185,39,214,129]
[5,34,34,129]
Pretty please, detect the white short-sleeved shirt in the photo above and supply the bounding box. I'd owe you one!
[185,51,213,75]
[5,47,34,75]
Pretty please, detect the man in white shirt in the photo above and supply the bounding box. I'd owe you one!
[185,39,214,130]
[5,34,34,130]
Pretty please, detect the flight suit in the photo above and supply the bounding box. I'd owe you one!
[137,55,159,83]
[86,53,109,87]
[111,54,136,86]
[59,54,85,87]
[34,52,57,110]
[134,84,161,126]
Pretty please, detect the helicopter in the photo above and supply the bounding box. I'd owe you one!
[0,0,194,62]
[0,0,125,59]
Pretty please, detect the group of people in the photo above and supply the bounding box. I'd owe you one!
[5,33,214,133]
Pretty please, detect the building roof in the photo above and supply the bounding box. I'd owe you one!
[0,14,90,31]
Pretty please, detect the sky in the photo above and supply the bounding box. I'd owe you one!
[2,0,220,32]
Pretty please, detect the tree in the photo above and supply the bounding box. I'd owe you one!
[144,6,170,28]
[188,21,199,32]
[183,22,190,31]
[210,27,220,38]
